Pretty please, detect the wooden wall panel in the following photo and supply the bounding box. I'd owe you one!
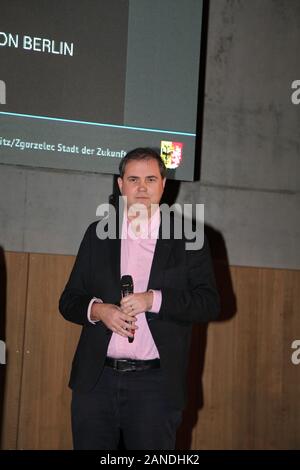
[17,254,80,450]
[1,250,299,449]
[0,252,28,450]
[274,269,300,449]
[253,268,286,449]
[185,266,300,450]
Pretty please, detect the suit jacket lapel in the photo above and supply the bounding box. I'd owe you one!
[107,206,121,301]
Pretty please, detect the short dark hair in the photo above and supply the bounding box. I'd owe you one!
[119,147,166,179]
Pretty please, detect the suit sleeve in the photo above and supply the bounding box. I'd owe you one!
[159,236,220,324]
[59,224,94,326]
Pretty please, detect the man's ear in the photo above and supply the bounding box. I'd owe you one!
[117,177,123,194]
[162,178,166,190]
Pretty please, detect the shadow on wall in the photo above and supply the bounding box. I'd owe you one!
[176,226,237,450]
[0,246,7,448]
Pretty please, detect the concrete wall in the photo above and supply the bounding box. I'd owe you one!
[0,0,299,269]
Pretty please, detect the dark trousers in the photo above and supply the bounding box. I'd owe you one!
[71,366,182,450]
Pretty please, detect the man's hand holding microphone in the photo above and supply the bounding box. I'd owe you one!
[120,278,153,342]
[90,275,153,341]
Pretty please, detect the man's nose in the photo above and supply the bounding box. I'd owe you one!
[137,181,147,191]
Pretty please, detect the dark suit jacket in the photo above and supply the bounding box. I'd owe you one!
[59,212,220,409]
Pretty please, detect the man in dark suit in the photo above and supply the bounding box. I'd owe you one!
[59,148,219,450]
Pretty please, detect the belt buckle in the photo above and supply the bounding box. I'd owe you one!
[118,359,135,372]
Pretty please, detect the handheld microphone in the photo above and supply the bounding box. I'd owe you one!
[120,275,134,343]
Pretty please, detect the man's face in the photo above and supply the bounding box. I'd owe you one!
[117,158,166,215]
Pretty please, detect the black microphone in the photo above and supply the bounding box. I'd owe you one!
[120,275,134,343]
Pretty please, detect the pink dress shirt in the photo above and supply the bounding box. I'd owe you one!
[88,208,162,360]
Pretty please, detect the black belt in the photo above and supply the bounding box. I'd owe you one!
[105,357,160,372]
